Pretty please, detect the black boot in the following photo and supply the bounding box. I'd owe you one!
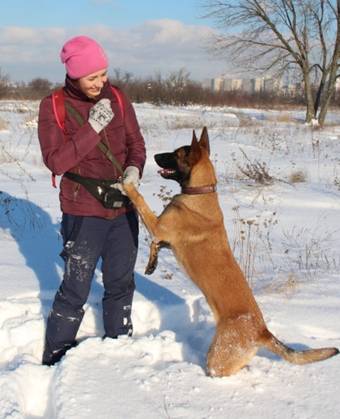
[42,341,77,366]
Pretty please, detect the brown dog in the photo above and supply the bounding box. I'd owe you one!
[124,127,339,377]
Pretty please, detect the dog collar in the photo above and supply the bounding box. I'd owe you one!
[181,185,217,195]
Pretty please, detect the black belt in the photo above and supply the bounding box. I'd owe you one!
[64,172,130,209]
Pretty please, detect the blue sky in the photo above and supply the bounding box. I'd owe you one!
[0,0,229,82]
[0,0,209,28]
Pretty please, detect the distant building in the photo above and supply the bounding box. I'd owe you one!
[205,74,296,95]
[252,78,264,92]
[242,79,254,93]
[263,77,282,92]
[205,74,340,96]
[211,77,225,92]
[230,78,243,91]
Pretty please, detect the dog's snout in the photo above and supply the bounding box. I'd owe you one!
[154,152,175,168]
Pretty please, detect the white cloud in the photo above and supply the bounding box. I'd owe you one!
[0,26,66,45]
[0,20,228,82]
[139,19,205,44]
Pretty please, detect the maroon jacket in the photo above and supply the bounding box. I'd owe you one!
[38,78,146,218]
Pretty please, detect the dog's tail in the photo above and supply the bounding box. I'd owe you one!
[261,330,339,365]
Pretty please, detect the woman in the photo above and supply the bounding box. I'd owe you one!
[38,35,146,366]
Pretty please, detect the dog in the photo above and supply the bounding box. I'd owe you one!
[123,127,339,377]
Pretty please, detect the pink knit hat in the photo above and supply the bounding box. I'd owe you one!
[60,35,109,79]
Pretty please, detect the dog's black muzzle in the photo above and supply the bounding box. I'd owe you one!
[154,152,177,169]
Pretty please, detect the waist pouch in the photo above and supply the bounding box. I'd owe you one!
[64,172,130,209]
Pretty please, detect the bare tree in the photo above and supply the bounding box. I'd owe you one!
[110,68,134,86]
[203,0,340,126]
[26,78,53,99]
[0,68,10,99]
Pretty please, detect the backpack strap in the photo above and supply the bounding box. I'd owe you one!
[51,88,66,131]
[51,88,66,187]
[110,85,125,120]
[50,85,125,188]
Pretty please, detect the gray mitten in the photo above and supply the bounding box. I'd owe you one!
[122,166,140,188]
[112,166,140,195]
[88,98,114,133]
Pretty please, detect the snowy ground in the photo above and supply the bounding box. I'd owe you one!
[0,100,340,419]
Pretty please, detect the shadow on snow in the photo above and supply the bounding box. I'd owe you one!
[0,191,209,366]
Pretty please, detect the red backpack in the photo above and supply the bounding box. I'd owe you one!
[50,86,124,187]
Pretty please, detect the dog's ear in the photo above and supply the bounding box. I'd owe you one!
[189,130,202,164]
[192,130,198,143]
[199,127,210,155]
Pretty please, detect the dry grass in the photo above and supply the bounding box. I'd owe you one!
[263,272,299,296]
[282,226,340,279]
[234,112,258,127]
[237,148,274,185]
[153,184,173,208]
[22,109,38,126]
[0,117,8,131]
[231,207,278,288]
[288,170,307,183]
[334,176,340,190]
[267,112,295,123]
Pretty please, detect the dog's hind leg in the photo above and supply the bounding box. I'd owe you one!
[206,315,260,377]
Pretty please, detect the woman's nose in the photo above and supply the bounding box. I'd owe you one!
[95,79,104,88]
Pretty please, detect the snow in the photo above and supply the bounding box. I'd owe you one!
[0,100,340,418]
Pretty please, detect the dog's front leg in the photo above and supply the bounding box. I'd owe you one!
[145,240,171,274]
[123,183,159,238]
[145,241,160,274]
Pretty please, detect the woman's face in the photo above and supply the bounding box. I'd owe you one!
[77,68,108,98]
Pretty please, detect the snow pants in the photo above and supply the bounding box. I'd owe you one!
[42,211,138,365]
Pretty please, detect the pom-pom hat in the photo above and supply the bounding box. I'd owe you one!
[60,35,108,79]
